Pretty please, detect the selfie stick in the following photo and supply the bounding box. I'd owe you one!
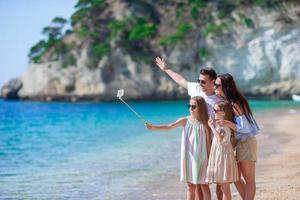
[117,89,147,124]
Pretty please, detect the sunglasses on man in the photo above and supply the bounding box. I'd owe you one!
[197,79,206,85]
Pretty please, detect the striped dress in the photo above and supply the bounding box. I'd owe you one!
[180,117,208,184]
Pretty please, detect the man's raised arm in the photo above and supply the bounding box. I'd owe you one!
[155,57,188,89]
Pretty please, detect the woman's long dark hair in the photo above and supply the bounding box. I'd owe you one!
[217,73,254,124]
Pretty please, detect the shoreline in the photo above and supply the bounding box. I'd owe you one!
[0,94,297,102]
[0,96,300,105]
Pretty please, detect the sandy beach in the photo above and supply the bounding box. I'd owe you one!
[127,108,300,200]
[252,109,300,200]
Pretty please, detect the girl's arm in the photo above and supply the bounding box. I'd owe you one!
[145,117,188,131]
[209,119,225,141]
[208,119,214,129]
[217,119,237,131]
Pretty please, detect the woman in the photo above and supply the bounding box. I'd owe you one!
[213,73,260,200]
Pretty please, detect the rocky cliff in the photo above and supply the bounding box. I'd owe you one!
[1,0,300,101]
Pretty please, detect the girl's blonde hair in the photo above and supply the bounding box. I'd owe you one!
[191,96,210,131]
[215,101,234,121]
[215,101,237,147]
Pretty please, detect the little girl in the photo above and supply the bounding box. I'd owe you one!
[206,101,238,200]
[146,96,211,200]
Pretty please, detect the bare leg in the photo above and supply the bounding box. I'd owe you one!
[187,182,197,200]
[200,184,211,200]
[234,163,246,199]
[221,183,231,200]
[196,184,203,200]
[240,161,256,200]
[216,184,223,200]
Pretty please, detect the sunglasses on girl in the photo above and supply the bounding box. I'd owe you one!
[214,108,223,113]
[187,104,197,110]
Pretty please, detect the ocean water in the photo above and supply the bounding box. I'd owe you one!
[0,99,299,199]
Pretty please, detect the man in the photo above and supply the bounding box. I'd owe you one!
[155,57,221,118]
[155,57,223,200]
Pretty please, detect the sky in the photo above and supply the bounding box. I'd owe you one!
[0,0,77,87]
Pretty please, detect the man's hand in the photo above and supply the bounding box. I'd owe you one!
[155,57,168,71]
[154,56,188,89]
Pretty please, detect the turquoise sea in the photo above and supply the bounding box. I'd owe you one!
[0,99,300,199]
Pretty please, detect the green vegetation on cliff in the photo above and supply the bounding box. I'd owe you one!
[28,0,297,68]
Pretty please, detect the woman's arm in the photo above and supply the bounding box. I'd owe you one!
[234,115,260,134]
[232,103,243,116]
[145,117,188,131]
